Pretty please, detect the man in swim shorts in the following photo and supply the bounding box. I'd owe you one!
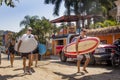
[76,28,90,73]
[17,27,34,75]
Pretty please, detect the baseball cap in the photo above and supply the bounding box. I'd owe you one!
[81,28,87,32]
[27,27,33,30]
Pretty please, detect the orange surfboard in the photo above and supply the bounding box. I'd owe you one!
[63,37,100,55]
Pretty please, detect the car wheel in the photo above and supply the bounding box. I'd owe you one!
[111,55,120,67]
[89,54,96,65]
[60,51,67,62]
[106,60,112,66]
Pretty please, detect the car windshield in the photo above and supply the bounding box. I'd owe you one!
[71,37,77,42]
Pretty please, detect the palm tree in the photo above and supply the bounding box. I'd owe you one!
[45,0,116,29]
[20,15,53,43]
[20,15,39,29]
[39,17,53,43]
[0,0,19,7]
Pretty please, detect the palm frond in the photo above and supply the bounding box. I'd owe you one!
[44,0,50,4]
[51,0,56,4]
[53,0,62,16]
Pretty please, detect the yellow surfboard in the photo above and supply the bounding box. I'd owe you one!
[63,37,100,55]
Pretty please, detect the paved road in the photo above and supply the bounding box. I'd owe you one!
[0,54,120,80]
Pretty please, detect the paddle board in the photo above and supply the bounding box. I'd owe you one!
[14,38,38,53]
[38,43,46,55]
[63,37,100,55]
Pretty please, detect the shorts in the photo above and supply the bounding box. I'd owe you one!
[77,53,90,60]
[9,47,15,54]
[32,47,39,54]
[21,53,31,58]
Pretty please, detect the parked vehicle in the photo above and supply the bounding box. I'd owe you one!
[111,39,120,67]
[56,34,116,65]
[56,34,79,62]
[93,44,116,65]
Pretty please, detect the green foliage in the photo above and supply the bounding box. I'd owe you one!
[20,15,39,28]
[33,17,53,44]
[90,20,117,29]
[103,20,117,27]
[57,22,67,31]
[95,22,104,28]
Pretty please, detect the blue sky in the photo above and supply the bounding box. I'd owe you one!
[0,0,65,32]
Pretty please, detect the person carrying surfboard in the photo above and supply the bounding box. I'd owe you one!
[8,37,16,67]
[17,27,34,75]
[76,28,90,73]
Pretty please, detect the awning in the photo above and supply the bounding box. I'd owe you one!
[50,15,96,23]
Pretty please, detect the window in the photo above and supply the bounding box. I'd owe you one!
[57,40,63,45]
[100,40,107,44]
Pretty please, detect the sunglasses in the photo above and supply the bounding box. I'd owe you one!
[83,30,87,32]
[28,29,32,31]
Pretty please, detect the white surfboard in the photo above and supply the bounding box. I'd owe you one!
[63,37,100,55]
[14,38,38,53]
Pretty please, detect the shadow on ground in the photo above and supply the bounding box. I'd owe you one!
[0,73,25,80]
[51,59,120,80]
[0,65,12,69]
[53,68,120,80]
[54,72,85,80]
